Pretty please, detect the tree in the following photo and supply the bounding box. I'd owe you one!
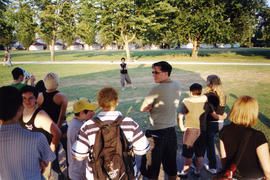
[13,1,37,50]
[58,1,76,48]
[174,0,230,58]
[76,0,97,49]
[0,0,15,49]
[95,0,149,61]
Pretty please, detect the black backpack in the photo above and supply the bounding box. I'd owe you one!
[90,116,135,180]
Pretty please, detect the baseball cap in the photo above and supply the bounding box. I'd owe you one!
[73,98,99,113]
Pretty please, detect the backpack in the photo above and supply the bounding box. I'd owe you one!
[90,116,135,180]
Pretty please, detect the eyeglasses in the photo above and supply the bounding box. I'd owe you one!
[152,71,162,74]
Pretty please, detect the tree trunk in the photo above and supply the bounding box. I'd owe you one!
[51,39,55,62]
[124,41,130,61]
[192,40,200,58]
[51,30,56,62]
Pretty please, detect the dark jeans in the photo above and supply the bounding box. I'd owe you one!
[206,122,219,169]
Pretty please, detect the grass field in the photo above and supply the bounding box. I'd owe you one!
[1,51,270,147]
[1,48,270,63]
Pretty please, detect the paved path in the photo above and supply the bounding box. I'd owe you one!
[2,60,270,66]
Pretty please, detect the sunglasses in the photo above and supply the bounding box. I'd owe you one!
[152,71,162,74]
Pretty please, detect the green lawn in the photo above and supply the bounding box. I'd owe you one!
[1,48,270,63]
[1,62,270,146]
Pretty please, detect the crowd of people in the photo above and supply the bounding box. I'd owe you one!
[0,60,270,180]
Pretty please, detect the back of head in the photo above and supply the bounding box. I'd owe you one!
[98,87,118,110]
[20,85,38,99]
[229,96,258,127]
[206,74,226,106]
[44,72,59,90]
[12,67,24,80]
[152,61,172,76]
[190,83,202,96]
[0,86,22,121]
[35,80,46,93]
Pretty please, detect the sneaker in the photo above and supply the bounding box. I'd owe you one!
[177,171,188,178]
[204,164,217,174]
[132,86,136,89]
[121,88,125,91]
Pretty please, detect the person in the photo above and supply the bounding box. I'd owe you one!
[120,57,136,91]
[20,85,62,152]
[37,72,68,178]
[0,86,55,180]
[72,87,150,180]
[204,74,227,174]
[3,49,12,66]
[219,96,270,179]
[67,98,98,180]
[140,61,181,180]
[178,83,226,178]
[10,67,35,90]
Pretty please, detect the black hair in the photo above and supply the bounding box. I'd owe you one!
[0,86,22,121]
[152,61,172,76]
[35,80,46,93]
[20,85,38,99]
[121,57,125,61]
[11,67,24,80]
[189,83,202,95]
[74,110,89,116]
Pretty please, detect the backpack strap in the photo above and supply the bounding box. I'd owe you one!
[92,116,105,128]
[92,115,125,127]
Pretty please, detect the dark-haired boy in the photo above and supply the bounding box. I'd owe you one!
[67,98,98,180]
[10,67,35,90]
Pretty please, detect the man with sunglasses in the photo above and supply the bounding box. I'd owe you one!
[140,61,181,180]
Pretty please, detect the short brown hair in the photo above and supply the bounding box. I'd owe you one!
[97,87,118,110]
[229,96,258,127]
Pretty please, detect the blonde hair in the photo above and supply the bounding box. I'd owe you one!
[43,72,59,90]
[205,74,226,106]
[97,87,118,110]
[229,96,258,127]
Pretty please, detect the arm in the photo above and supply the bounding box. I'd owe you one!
[211,111,227,120]
[35,111,62,152]
[178,113,187,132]
[256,143,270,179]
[30,75,35,86]
[56,93,68,127]
[140,92,157,112]
[37,92,44,106]
[219,139,227,168]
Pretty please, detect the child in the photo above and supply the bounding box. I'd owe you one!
[120,57,136,91]
[178,83,226,178]
[67,98,98,180]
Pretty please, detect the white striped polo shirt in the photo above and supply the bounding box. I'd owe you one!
[72,111,150,180]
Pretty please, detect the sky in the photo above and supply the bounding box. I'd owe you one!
[267,0,270,6]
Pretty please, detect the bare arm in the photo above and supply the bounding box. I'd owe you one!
[141,104,153,112]
[37,93,44,106]
[35,111,62,152]
[178,113,187,132]
[257,143,270,179]
[219,139,227,168]
[211,112,227,120]
[55,93,68,127]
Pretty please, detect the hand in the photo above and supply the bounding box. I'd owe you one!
[40,160,48,174]
[220,112,227,120]
[142,105,153,112]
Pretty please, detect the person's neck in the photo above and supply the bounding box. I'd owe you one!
[24,105,37,114]
[102,107,116,111]
[160,78,171,83]
[46,88,57,93]
[13,79,22,85]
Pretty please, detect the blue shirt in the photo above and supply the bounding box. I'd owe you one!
[0,123,56,180]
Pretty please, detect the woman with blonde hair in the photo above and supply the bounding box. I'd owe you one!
[204,74,227,174]
[219,96,270,179]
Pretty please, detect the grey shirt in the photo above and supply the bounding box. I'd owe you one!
[141,80,181,130]
[67,118,86,180]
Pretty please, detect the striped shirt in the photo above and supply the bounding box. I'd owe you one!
[72,111,150,180]
[0,123,56,180]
